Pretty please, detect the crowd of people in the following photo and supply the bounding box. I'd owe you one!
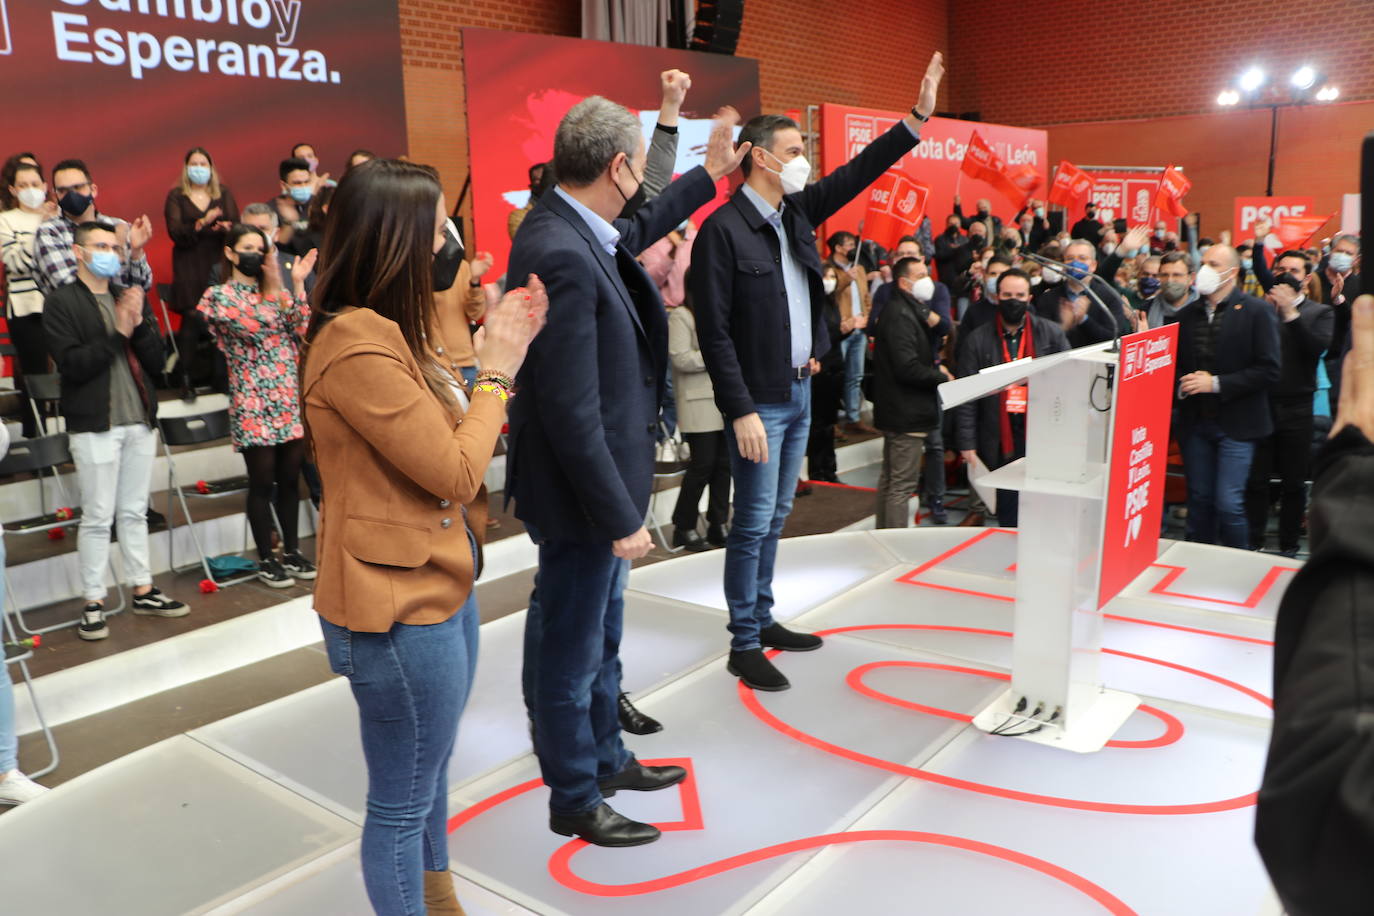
[0,44,1364,915]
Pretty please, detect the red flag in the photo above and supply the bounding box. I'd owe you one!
[1269,212,1334,249]
[961,131,1040,205]
[1152,165,1191,219]
[864,166,930,252]
[1047,160,1093,209]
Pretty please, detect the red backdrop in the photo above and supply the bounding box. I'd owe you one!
[461,29,761,277]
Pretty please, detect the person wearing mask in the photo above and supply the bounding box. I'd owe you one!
[44,221,190,640]
[1149,219,1171,253]
[506,95,744,847]
[1070,202,1104,246]
[1244,255,1333,556]
[165,147,239,395]
[955,269,1069,527]
[1315,233,1362,406]
[872,256,951,527]
[274,157,314,255]
[870,238,951,335]
[691,52,945,693]
[1141,251,1197,329]
[825,231,874,435]
[959,255,1013,335]
[302,157,546,915]
[197,225,318,586]
[429,231,493,390]
[668,282,730,551]
[207,202,304,291]
[806,263,851,486]
[1127,255,1161,311]
[934,213,972,286]
[290,142,330,187]
[1173,245,1281,549]
[0,155,57,437]
[1036,238,1128,346]
[1013,199,1050,252]
[34,160,153,298]
[952,195,1002,239]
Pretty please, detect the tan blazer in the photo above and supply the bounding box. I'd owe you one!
[430,259,487,372]
[302,307,505,632]
[667,307,723,433]
[829,259,872,321]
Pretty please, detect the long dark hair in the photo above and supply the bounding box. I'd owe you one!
[221,223,268,284]
[304,158,454,412]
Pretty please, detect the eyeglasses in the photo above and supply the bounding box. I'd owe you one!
[55,181,91,195]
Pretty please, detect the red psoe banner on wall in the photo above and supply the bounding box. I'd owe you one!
[1085,171,1169,227]
[1233,196,1317,244]
[1098,324,1179,609]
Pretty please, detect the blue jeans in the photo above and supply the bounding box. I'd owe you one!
[521,531,632,815]
[840,332,865,423]
[1180,418,1256,549]
[723,378,811,651]
[320,560,480,916]
[922,404,946,506]
[0,536,14,775]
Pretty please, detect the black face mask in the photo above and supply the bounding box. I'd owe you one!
[616,183,647,220]
[234,252,265,279]
[997,297,1028,324]
[433,219,466,293]
[59,188,93,217]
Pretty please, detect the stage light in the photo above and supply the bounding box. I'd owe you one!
[1290,66,1316,90]
[1315,85,1340,102]
[1238,66,1266,93]
[1217,90,1240,106]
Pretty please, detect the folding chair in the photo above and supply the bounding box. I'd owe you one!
[0,433,126,635]
[158,409,257,586]
[154,283,181,376]
[23,373,61,437]
[646,423,690,553]
[3,603,59,778]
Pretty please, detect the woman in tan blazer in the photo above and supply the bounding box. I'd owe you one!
[667,288,730,551]
[301,159,546,916]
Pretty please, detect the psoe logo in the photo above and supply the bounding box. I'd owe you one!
[1121,340,1147,381]
[0,0,11,56]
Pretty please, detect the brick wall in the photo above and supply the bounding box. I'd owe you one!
[947,0,1373,125]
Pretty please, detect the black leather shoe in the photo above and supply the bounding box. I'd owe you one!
[618,693,663,735]
[727,649,790,691]
[760,623,823,652]
[706,524,728,548]
[550,802,660,847]
[671,528,709,552]
[598,760,686,797]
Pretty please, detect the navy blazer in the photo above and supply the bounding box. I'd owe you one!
[1170,286,1282,441]
[505,167,717,543]
[689,121,920,420]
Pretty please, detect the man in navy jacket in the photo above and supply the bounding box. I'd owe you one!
[505,89,746,849]
[689,52,945,692]
[1171,244,1281,548]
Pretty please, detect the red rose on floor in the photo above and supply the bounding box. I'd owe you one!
[31,634,41,647]
[54,507,73,520]
[48,529,66,540]
[199,579,219,594]
[196,480,211,494]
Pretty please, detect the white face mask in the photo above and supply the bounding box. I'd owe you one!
[1030,275,1043,286]
[911,276,935,302]
[1329,251,1355,274]
[1101,242,1116,256]
[1195,264,1233,296]
[762,149,810,195]
[823,276,837,294]
[16,187,46,210]
[1043,266,1063,284]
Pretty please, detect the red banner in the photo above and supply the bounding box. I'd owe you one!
[1099,324,1179,609]
[1085,170,1172,228]
[1233,196,1317,245]
[1152,165,1191,220]
[819,104,1047,249]
[1047,160,1093,209]
[1271,213,1335,248]
[961,131,1040,204]
[863,167,929,251]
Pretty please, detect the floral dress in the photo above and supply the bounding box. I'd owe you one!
[197,281,309,450]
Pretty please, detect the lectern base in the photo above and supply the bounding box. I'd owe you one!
[972,686,1142,753]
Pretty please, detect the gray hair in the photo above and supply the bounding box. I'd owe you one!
[554,96,641,188]
[1331,233,1359,250]
[242,201,279,227]
[1064,238,1097,261]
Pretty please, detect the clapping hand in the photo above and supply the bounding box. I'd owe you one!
[291,249,318,292]
[114,286,144,337]
[472,274,549,379]
[126,215,153,252]
[470,251,494,280]
[704,107,750,182]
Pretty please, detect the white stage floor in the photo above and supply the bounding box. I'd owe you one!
[0,529,1293,915]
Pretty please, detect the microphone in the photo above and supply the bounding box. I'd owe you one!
[1021,251,1122,353]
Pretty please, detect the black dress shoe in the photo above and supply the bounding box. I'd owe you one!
[598,760,686,797]
[727,649,790,691]
[550,802,660,847]
[618,692,663,735]
[706,524,728,548]
[671,528,709,552]
[760,623,823,652]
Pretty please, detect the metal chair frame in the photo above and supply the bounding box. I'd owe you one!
[3,606,59,779]
[646,423,690,553]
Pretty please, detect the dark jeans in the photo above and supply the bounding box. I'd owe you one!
[922,404,946,505]
[9,313,49,438]
[521,530,633,815]
[320,564,480,916]
[672,430,731,530]
[1245,397,1314,551]
[1181,417,1257,548]
[724,377,810,651]
[807,369,842,480]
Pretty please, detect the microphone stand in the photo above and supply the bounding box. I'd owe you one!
[1021,251,1122,354]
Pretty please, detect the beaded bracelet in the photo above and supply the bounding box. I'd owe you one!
[473,382,511,403]
[475,369,515,389]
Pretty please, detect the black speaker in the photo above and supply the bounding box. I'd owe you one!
[691,0,744,55]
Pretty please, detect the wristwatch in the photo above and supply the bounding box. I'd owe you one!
[910,106,930,123]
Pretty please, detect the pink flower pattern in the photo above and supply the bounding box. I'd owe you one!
[197,281,309,450]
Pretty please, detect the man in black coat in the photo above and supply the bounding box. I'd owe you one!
[955,268,1070,527]
[872,257,951,527]
[691,52,945,693]
[1069,201,1104,246]
[1172,244,1281,548]
[933,213,973,286]
[505,92,746,848]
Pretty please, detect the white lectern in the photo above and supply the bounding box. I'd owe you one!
[939,340,1140,753]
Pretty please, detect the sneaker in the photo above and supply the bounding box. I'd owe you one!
[258,558,295,589]
[0,771,49,806]
[281,551,318,580]
[132,587,190,618]
[77,603,108,641]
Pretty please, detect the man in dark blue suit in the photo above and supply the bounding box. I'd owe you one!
[505,88,748,848]
[690,52,945,692]
[1172,244,1282,548]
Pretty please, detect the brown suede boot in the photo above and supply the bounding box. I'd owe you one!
[423,870,466,915]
